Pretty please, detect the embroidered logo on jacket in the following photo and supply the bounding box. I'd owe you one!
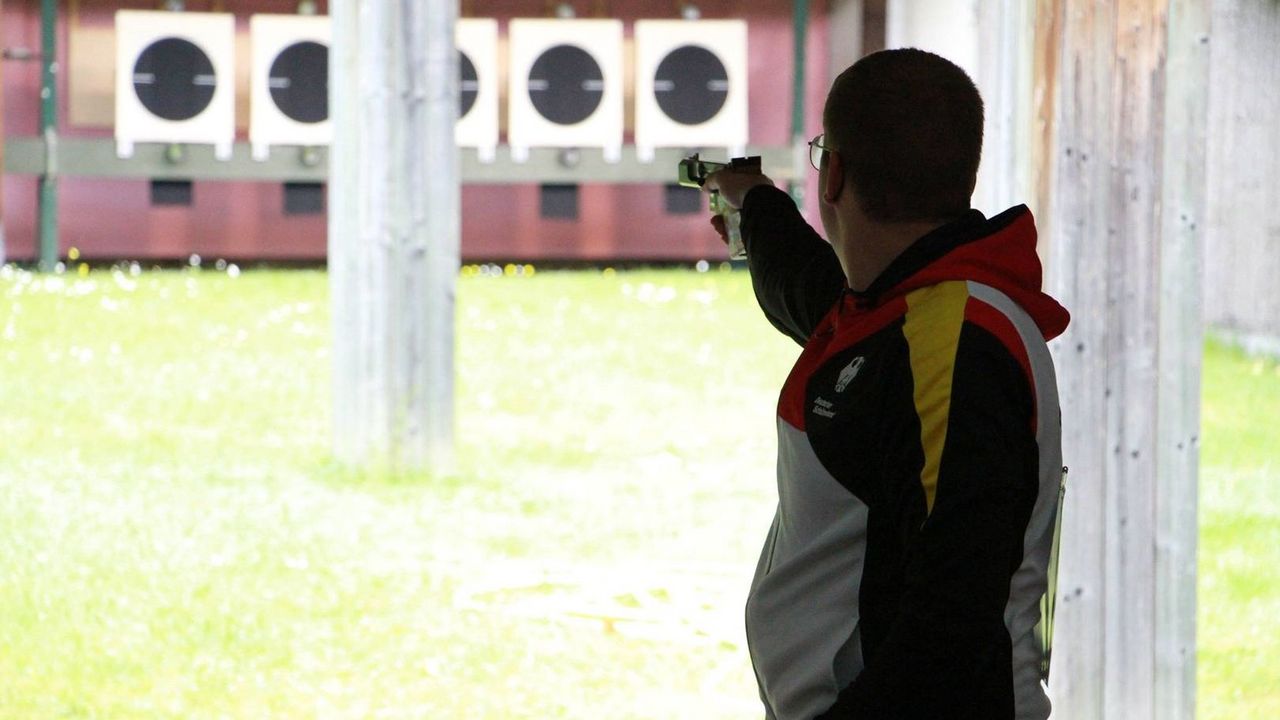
[812,396,836,418]
[835,356,866,393]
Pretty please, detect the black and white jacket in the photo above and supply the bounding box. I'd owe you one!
[739,186,1070,720]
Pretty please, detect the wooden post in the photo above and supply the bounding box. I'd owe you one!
[1204,0,1280,346]
[1153,1,1210,715]
[1029,0,1064,251]
[789,0,810,206]
[826,0,863,80]
[1043,0,1208,717]
[328,0,459,473]
[974,0,1035,217]
[860,0,887,55]
[885,0,1037,216]
[885,0,979,77]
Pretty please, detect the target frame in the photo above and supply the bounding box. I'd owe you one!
[114,10,236,160]
[633,19,749,162]
[507,18,625,163]
[249,14,332,161]
[455,18,500,163]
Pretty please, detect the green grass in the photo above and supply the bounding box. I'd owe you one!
[1198,340,1280,720]
[0,267,1276,718]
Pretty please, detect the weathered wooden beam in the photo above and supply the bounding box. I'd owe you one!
[826,0,863,81]
[1155,1,1210,716]
[1029,0,1064,254]
[1044,1,1208,718]
[974,0,1036,216]
[884,0,1037,216]
[861,0,887,55]
[1204,0,1280,343]
[328,0,459,473]
[412,0,462,471]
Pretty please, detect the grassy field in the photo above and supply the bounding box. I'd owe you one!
[0,266,1276,719]
[1197,338,1280,720]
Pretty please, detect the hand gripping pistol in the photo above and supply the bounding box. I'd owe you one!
[677,153,762,261]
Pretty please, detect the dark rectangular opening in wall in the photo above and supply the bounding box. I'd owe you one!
[665,183,703,214]
[540,183,579,220]
[284,182,326,215]
[150,180,193,206]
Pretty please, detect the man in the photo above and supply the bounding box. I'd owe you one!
[705,49,1070,719]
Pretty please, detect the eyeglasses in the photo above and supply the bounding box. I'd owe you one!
[808,133,835,171]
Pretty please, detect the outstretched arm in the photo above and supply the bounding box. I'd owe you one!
[739,186,845,345]
[706,171,845,345]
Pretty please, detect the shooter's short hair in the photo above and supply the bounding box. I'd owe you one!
[823,48,984,222]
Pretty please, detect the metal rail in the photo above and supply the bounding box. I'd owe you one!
[2,138,798,184]
[37,0,57,270]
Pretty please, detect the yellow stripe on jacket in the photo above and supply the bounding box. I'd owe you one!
[902,281,969,516]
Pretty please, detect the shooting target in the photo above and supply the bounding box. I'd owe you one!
[250,14,331,160]
[527,44,605,126]
[268,41,328,124]
[507,19,624,162]
[459,50,479,118]
[634,20,748,162]
[653,45,729,126]
[115,11,236,159]
[455,18,499,161]
[132,38,217,122]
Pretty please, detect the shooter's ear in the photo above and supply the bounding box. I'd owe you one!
[822,152,845,204]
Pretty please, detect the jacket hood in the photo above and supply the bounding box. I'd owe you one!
[855,205,1070,341]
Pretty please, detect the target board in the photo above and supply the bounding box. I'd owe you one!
[455,18,499,162]
[115,11,236,159]
[507,19,624,163]
[634,20,749,161]
[249,14,331,160]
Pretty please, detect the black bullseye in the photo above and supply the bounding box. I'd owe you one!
[268,41,328,124]
[653,45,729,126]
[459,50,479,118]
[527,44,604,126]
[132,37,216,122]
